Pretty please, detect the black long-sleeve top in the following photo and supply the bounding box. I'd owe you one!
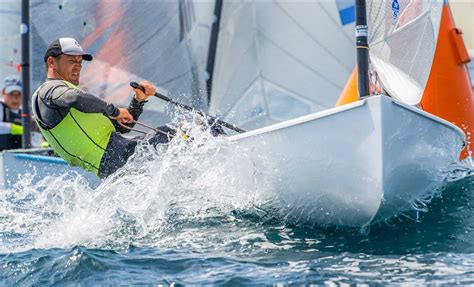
[33,79,145,133]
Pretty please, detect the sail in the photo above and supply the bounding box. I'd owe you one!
[367,0,443,105]
[209,0,356,130]
[469,61,474,83]
[30,0,214,125]
[0,1,21,83]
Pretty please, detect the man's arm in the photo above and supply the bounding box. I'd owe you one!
[0,106,9,134]
[0,105,21,135]
[128,97,146,120]
[111,97,147,133]
[0,122,12,135]
[111,80,155,133]
[47,83,119,117]
[45,80,151,134]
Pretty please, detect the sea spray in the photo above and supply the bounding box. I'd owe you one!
[0,120,279,251]
[1,117,473,253]
[0,140,473,285]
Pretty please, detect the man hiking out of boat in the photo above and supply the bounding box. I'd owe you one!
[0,75,24,150]
[32,37,176,178]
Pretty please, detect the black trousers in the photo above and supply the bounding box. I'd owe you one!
[98,126,175,178]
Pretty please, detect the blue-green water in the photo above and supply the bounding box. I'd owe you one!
[1,136,473,285]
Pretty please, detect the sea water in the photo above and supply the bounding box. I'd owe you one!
[0,124,473,285]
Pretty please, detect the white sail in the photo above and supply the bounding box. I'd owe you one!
[30,0,213,125]
[209,0,356,130]
[0,1,21,82]
[368,0,443,105]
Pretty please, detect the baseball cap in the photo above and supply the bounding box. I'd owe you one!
[3,75,22,94]
[43,37,93,62]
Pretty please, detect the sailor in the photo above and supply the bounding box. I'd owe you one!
[0,75,23,150]
[32,37,176,178]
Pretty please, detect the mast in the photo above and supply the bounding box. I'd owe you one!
[355,0,370,98]
[20,0,31,148]
[205,0,223,103]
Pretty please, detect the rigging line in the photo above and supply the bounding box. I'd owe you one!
[275,1,353,71]
[117,120,173,138]
[116,121,147,135]
[29,2,41,8]
[257,28,344,90]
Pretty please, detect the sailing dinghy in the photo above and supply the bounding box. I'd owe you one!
[217,0,466,226]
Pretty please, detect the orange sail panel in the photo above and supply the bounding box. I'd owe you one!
[421,2,474,159]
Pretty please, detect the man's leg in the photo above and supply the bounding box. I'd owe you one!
[98,132,138,178]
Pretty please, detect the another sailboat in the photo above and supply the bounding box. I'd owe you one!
[209,0,357,130]
[217,0,467,226]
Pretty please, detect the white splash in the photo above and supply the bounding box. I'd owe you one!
[1,117,473,252]
[0,119,277,252]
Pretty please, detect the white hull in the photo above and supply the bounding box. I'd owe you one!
[0,149,100,190]
[228,95,465,226]
[0,97,464,227]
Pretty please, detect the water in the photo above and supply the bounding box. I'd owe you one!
[0,126,473,285]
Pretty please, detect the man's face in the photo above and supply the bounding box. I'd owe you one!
[2,90,21,110]
[54,54,83,85]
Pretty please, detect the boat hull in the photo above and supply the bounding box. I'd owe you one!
[0,149,100,190]
[228,95,465,226]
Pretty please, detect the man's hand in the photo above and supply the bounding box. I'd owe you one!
[110,108,133,123]
[133,80,156,102]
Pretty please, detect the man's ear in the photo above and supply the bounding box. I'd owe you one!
[47,56,56,68]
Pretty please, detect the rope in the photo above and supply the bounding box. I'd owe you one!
[117,120,173,138]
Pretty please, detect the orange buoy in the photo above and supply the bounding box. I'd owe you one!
[421,2,474,159]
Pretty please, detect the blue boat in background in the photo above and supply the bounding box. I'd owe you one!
[0,149,100,190]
